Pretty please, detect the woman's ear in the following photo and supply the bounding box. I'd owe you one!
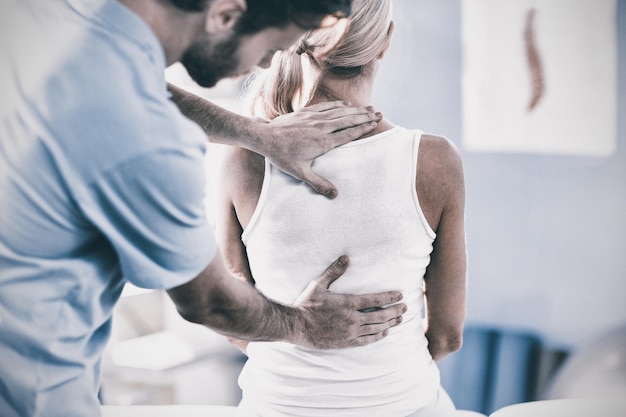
[205,0,246,33]
[377,20,395,60]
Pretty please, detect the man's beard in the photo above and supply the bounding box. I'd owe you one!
[180,34,240,88]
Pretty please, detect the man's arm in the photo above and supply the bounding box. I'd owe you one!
[168,83,382,198]
[167,252,406,350]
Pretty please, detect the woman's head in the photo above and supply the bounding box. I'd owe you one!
[245,0,393,119]
[298,0,393,77]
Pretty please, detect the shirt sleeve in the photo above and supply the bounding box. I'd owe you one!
[79,146,217,289]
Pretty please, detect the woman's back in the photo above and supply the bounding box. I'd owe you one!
[221,1,466,414]
[236,126,441,416]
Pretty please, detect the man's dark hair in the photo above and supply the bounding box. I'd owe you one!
[165,0,209,12]
[236,0,352,34]
[165,0,352,31]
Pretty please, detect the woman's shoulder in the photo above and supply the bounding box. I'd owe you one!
[417,133,463,175]
[220,147,266,201]
[415,132,465,230]
[221,147,265,182]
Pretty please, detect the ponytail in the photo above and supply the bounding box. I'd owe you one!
[243,46,307,120]
[243,0,393,120]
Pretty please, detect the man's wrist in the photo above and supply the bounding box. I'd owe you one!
[265,301,304,345]
[237,116,272,155]
[167,82,271,150]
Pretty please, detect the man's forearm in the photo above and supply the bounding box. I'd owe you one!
[168,254,406,349]
[168,82,266,151]
[166,254,301,343]
[200,278,300,342]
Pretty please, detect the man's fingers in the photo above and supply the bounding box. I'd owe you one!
[323,106,381,122]
[349,331,388,347]
[302,100,351,112]
[316,256,350,289]
[304,103,377,119]
[330,121,379,143]
[301,168,338,199]
[359,303,407,325]
[350,291,404,312]
[350,314,405,346]
[357,317,403,338]
[302,103,381,133]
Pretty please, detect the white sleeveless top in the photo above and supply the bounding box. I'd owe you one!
[238,126,440,417]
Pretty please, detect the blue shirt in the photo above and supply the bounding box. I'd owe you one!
[0,0,217,415]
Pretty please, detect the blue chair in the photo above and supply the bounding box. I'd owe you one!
[438,326,543,415]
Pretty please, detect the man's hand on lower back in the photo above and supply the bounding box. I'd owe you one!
[289,256,406,350]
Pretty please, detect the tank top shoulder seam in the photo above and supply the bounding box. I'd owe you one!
[411,130,437,240]
[241,157,271,244]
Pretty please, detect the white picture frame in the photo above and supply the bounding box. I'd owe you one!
[461,0,618,156]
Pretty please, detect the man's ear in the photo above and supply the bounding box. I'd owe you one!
[377,20,395,60]
[205,0,246,33]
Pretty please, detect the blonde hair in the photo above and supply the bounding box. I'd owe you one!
[243,0,393,119]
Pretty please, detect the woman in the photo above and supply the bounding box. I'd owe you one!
[217,1,467,415]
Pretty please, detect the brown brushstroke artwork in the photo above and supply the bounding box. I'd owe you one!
[524,8,545,112]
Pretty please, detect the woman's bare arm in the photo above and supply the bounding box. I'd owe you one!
[417,134,467,362]
[214,147,265,352]
[215,147,264,285]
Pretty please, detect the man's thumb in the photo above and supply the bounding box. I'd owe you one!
[303,170,338,199]
[318,256,350,288]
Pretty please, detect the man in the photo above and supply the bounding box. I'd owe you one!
[0,0,405,416]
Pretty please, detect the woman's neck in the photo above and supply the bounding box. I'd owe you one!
[308,75,373,108]
[307,73,394,138]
